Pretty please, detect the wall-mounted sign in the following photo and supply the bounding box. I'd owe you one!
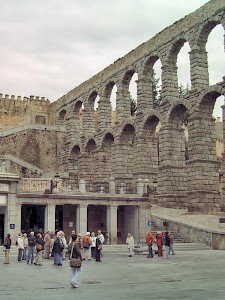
[10,224,15,229]
[69,222,73,228]
[0,195,7,206]
[0,183,9,192]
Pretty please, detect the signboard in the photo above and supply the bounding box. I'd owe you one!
[0,195,7,206]
[69,222,73,228]
[10,224,15,229]
[0,183,9,192]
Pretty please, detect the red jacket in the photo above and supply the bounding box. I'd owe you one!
[146,233,154,245]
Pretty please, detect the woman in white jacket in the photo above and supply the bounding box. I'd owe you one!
[126,233,134,257]
[17,233,24,261]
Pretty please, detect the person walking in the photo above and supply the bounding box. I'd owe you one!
[90,232,96,259]
[126,233,134,257]
[52,232,64,266]
[164,231,171,259]
[22,232,28,260]
[156,231,163,257]
[82,232,92,261]
[61,231,68,260]
[4,233,11,264]
[169,234,175,255]
[146,231,154,258]
[68,234,82,288]
[27,231,37,264]
[44,231,51,259]
[96,229,104,262]
[17,233,24,262]
[34,233,45,266]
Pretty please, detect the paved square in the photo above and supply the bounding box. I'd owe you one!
[1,249,225,300]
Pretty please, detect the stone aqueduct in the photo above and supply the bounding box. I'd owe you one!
[0,0,224,217]
[49,0,225,213]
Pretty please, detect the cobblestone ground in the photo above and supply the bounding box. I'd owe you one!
[1,250,225,300]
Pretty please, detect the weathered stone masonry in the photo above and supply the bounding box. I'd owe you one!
[0,0,225,215]
[48,0,225,213]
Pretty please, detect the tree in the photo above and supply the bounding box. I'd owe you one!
[152,70,162,108]
[130,96,137,116]
[179,83,189,99]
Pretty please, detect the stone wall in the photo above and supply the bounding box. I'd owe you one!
[0,94,53,129]
[0,126,66,176]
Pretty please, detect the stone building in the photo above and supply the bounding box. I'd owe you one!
[0,0,225,244]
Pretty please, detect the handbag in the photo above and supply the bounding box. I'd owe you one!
[69,242,82,268]
[36,243,43,251]
[98,244,102,251]
[83,242,90,249]
[70,258,82,268]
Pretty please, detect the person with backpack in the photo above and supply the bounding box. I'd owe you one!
[33,233,44,266]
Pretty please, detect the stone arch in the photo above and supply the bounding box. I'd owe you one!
[100,80,117,127]
[116,68,139,123]
[88,91,99,109]
[119,119,136,137]
[137,55,163,110]
[102,132,115,149]
[85,138,97,152]
[195,84,225,115]
[197,19,225,51]
[73,100,83,132]
[58,109,67,124]
[71,144,81,159]
[168,38,190,64]
[103,80,117,99]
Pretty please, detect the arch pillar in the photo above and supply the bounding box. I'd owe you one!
[107,205,118,244]
[116,87,131,124]
[161,62,179,103]
[76,203,87,234]
[136,76,153,113]
[98,97,112,129]
[187,116,220,212]
[189,48,209,89]
[82,107,95,135]
[157,124,187,208]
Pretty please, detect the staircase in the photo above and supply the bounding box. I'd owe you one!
[149,220,190,243]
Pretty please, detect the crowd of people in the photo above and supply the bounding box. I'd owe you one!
[126,231,175,258]
[3,229,105,288]
[3,229,174,289]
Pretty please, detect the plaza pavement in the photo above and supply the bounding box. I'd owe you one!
[1,248,225,300]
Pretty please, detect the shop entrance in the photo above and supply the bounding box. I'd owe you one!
[21,205,45,234]
[0,214,4,245]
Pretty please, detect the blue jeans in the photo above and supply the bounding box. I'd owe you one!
[148,245,153,257]
[70,267,81,287]
[54,252,62,265]
[27,246,35,263]
[22,247,27,260]
[165,245,170,258]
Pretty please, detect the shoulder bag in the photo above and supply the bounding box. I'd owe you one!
[69,242,82,268]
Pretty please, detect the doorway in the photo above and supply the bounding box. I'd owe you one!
[21,205,45,234]
[0,214,4,245]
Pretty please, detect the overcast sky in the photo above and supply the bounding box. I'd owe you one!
[0,0,224,116]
